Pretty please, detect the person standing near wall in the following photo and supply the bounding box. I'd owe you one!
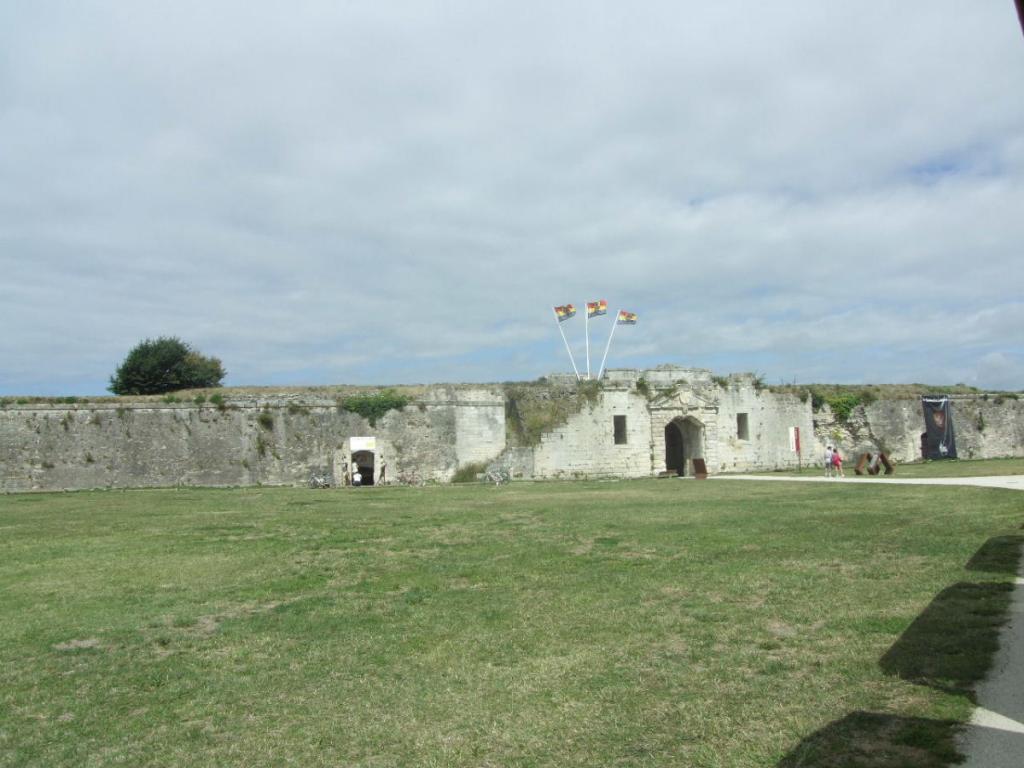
[832,449,845,478]
[824,445,834,478]
[378,456,386,486]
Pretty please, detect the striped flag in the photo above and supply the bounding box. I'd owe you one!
[554,304,577,322]
[586,299,608,318]
[617,310,638,325]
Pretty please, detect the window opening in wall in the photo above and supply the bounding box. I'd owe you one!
[613,415,627,445]
[737,413,749,441]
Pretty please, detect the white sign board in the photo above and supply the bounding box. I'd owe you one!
[788,426,800,453]
[350,436,376,452]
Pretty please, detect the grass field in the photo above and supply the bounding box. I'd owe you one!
[2,478,1022,767]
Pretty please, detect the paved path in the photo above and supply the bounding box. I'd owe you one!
[715,473,1024,765]
[714,473,1024,491]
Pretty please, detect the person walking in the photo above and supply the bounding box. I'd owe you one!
[833,448,845,478]
[824,445,834,478]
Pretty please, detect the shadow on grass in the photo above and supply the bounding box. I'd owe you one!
[965,535,1024,575]
[777,711,961,768]
[779,538,1022,766]
[878,581,1015,701]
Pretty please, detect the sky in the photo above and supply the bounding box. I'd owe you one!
[2,1,1023,396]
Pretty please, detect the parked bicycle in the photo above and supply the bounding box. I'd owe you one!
[397,470,426,487]
[308,474,330,489]
[485,468,511,486]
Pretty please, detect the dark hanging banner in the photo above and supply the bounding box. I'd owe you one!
[921,395,957,459]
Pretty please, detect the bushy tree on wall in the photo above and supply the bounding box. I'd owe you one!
[109,337,226,395]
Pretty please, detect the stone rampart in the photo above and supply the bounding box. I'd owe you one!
[0,388,505,492]
[2,372,1022,492]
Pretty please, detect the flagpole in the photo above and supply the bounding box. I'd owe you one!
[585,306,591,380]
[553,308,581,381]
[597,312,619,380]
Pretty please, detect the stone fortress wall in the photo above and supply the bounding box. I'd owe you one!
[814,394,1024,464]
[0,387,506,493]
[1,365,1022,492]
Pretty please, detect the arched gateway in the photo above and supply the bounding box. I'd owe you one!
[664,416,705,477]
[352,450,375,486]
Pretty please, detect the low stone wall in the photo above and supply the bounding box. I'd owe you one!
[0,388,506,492]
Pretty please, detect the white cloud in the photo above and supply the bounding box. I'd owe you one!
[2,1,1023,394]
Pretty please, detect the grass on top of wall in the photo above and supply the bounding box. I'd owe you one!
[1,479,1021,767]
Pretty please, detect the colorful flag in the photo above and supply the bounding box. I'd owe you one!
[586,299,608,318]
[554,304,577,322]
[617,310,638,325]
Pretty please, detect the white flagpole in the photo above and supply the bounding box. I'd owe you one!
[553,308,581,381]
[585,305,591,380]
[597,312,620,380]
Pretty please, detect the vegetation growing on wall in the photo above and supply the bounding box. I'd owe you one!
[257,409,274,430]
[770,383,1000,424]
[451,461,488,483]
[504,379,602,447]
[772,382,993,401]
[338,389,409,427]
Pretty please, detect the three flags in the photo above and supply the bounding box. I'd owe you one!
[554,302,637,325]
[552,300,637,380]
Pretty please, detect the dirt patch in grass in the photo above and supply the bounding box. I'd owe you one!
[52,638,101,651]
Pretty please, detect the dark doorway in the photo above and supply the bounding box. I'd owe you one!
[665,417,705,477]
[352,450,375,486]
[665,422,685,476]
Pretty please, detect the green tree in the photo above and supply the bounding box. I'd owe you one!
[109,337,226,395]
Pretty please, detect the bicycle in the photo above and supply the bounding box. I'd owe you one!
[397,470,426,487]
[308,474,330,489]
[485,468,511,486]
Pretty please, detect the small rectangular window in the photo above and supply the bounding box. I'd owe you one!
[737,413,749,441]
[613,415,627,445]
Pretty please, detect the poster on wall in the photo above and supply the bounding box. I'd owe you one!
[921,396,957,459]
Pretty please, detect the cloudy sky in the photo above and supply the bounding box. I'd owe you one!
[2,2,1023,395]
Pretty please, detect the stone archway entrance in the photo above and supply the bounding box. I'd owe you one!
[352,450,375,486]
[664,417,705,477]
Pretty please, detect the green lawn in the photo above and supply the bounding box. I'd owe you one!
[1,480,1022,767]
